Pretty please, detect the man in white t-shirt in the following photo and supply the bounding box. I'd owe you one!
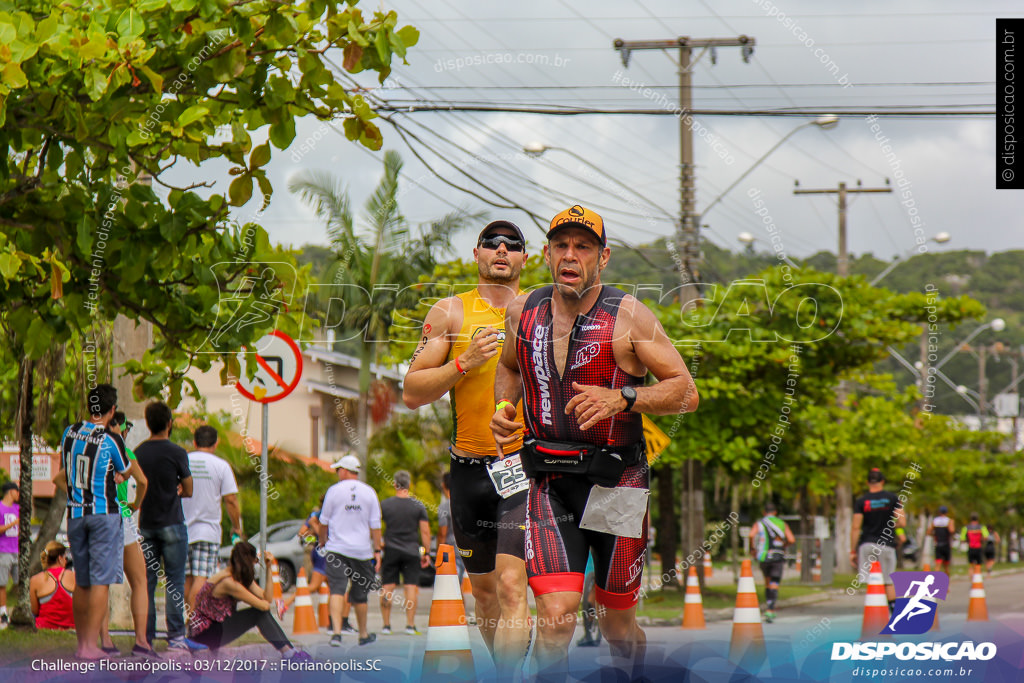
[319,454,382,647]
[182,425,241,609]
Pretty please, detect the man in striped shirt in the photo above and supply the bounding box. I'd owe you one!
[61,384,147,660]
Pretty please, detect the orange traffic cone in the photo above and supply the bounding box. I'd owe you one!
[729,559,765,663]
[923,564,939,631]
[318,579,331,629]
[703,555,713,579]
[461,575,473,596]
[422,544,475,681]
[861,561,890,638]
[271,560,284,600]
[681,565,705,629]
[291,568,319,635]
[967,564,988,621]
[811,555,822,583]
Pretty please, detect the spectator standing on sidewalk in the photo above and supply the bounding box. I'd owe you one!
[0,481,19,628]
[319,454,382,647]
[379,470,431,636]
[135,401,194,651]
[60,384,147,659]
[182,425,242,610]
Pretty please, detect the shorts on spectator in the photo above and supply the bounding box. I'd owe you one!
[0,553,18,585]
[324,551,377,604]
[380,550,420,586]
[187,541,221,578]
[69,514,124,587]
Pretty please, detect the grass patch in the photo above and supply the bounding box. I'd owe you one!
[636,583,825,620]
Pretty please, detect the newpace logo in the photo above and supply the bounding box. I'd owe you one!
[883,571,949,634]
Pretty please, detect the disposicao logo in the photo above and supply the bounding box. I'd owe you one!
[831,571,997,662]
[882,571,948,634]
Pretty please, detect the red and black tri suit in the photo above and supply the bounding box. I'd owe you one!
[516,284,648,608]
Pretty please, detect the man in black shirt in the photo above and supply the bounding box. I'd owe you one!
[135,401,193,650]
[378,471,430,635]
[850,468,904,611]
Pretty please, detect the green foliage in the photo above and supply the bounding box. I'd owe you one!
[366,406,451,529]
[292,153,482,358]
[0,0,417,405]
[171,410,336,542]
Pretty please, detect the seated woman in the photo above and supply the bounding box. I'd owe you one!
[189,542,310,660]
[30,541,75,630]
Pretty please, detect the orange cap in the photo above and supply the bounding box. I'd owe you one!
[547,204,605,245]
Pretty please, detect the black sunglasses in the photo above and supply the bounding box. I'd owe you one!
[478,235,525,252]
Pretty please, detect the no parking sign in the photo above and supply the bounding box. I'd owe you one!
[235,330,303,403]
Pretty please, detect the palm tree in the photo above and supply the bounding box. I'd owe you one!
[290,150,484,467]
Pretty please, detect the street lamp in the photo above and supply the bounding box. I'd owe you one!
[701,115,839,220]
[868,232,952,286]
[522,142,677,222]
[736,232,799,268]
[934,318,1006,371]
[955,385,984,422]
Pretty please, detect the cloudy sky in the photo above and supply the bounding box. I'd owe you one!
[171,0,1014,264]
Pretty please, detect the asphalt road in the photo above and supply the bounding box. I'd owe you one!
[79,567,1023,682]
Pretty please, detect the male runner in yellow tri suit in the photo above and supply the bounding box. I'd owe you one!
[403,220,530,677]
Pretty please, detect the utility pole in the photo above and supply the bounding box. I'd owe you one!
[794,179,892,572]
[614,35,755,591]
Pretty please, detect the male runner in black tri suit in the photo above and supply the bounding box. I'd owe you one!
[927,505,954,575]
[491,205,698,680]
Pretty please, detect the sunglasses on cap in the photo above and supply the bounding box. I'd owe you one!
[478,235,525,252]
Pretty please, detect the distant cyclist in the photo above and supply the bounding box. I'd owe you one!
[748,502,795,623]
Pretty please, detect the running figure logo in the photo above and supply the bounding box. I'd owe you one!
[881,571,949,634]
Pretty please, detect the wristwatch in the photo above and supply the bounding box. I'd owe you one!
[621,386,637,412]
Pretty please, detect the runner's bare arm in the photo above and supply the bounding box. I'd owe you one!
[626,300,698,415]
[127,460,147,511]
[567,298,697,430]
[402,298,458,409]
[224,493,241,535]
[491,295,526,455]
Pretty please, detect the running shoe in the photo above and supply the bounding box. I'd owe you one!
[358,633,376,646]
[404,625,420,636]
[329,634,342,647]
[380,625,392,635]
[765,610,776,623]
[341,620,357,635]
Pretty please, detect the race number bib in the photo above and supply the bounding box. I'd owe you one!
[486,454,530,499]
